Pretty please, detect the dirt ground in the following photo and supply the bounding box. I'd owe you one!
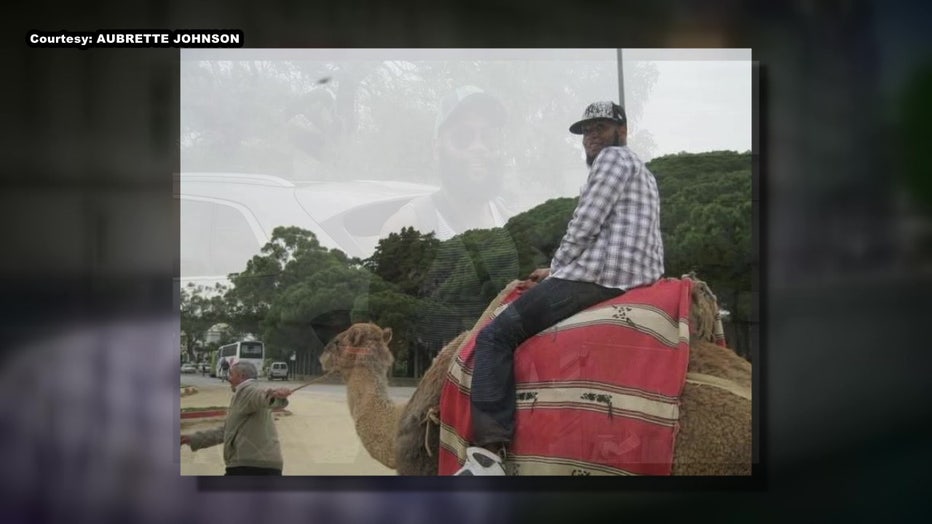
[179,382,397,476]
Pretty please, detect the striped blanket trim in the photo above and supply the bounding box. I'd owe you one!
[438,278,701,475]
[685,372,751,400]
[536,303,690,347]
[447,365,681,424]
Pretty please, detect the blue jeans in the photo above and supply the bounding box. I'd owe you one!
[470,277,624,447]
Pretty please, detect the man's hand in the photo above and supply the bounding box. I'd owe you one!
[180,435,191,447]
[517,267,550,290]
[267,387,293,399]
[527,267,551,282]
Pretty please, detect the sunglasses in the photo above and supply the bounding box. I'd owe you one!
[447,125,503,150]
[579,122,615,135]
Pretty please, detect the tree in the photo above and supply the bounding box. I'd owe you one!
[504,197,577,276]
[181,53,635,201]
[225,226,345,337]
[421,228,521,340]
[180,283,227,362]
[261,264,379,376]
[364,227,441,297]
[364,290,421,374]
[650,151,753,358]
[181,60,300,176]
[363,226,523,377]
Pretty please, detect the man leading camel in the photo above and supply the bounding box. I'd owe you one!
[456,101,665,475]
[181,361,292,475]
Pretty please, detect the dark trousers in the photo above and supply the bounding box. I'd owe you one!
[470,277,624,447]
[225,466,282,476]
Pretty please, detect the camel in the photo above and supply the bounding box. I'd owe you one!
[319,275,752,475]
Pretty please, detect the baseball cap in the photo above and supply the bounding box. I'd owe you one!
[569,101,627,134]
[435,85,506,137]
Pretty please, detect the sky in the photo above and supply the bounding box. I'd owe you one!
[626,49,753,157]
[184,47,754,162]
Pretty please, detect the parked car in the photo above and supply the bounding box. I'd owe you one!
[268,361,289,380]
[180,363,197,374]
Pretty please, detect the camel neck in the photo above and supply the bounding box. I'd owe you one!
[342,364,402,470]
[345,367,393,421]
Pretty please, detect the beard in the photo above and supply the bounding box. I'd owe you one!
[437,151,504,201]
[585,130,624,167]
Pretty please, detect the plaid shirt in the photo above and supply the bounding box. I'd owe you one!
[551,146,664,290]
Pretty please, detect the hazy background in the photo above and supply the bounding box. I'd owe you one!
[181,48,751,224]
[4,1,932,523]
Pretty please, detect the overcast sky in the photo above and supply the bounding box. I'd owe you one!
[184,47,754,163]
[623,49,753,158]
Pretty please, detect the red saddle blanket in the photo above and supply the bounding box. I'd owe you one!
[438,277,701,475]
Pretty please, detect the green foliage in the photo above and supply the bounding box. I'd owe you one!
[362,226,522,370]
[179,283,228,361]
[432,230,518,294]
[261,264,376,374]
[225,226,343,336]
[504,197,577,275]
[649,151,753,357]
[364,227,440,296]
[649,151,752,293]
[363,290,421,362]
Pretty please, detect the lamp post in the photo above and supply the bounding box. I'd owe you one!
[616,48,625,109]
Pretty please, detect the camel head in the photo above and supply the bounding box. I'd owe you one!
[682,272,723,344]
[319,322,395,377]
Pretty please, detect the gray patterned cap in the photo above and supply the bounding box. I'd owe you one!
[569,101,627,134]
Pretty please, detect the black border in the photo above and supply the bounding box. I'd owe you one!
[11,2,932,522]
[752,55,766,487]
[196,474,763,491]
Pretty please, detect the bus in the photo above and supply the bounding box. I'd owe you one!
[215,340,265,379]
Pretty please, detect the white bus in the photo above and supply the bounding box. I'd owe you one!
[216,340,265,379]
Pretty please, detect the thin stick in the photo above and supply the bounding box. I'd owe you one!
[288,370,336,394]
